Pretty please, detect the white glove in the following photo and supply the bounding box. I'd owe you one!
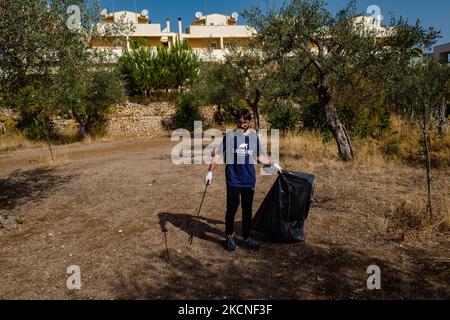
[272,162,283,173]
[205,171,213,185]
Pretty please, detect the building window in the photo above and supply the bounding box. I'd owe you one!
[224,40,238,49]
[210,42,217,50]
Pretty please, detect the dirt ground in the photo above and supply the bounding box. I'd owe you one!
[0,135,449,300]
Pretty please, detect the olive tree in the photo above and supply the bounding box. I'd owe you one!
[243,0,439,160]
[387,60,450,217]
[0,0,130,141]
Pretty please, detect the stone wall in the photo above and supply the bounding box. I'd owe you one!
[1,101,267,138]
[107,115,172,135]
[51,102,176,137]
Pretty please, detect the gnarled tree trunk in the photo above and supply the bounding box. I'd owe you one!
[246,89,261,132]
[73,113,91,142]
[315,74,354,161]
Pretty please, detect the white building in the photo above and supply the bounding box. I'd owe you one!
[91,10,256,61]
[434,42,450,63]
[91,10,178,59]
[353,15,393,37]
[182,12,257,61]
[91,10,394,62]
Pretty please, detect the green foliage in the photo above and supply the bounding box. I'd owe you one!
[53,66,125,138]
[301,98,327,128]
[119,41,199,97]
[155,46,173,91]
[119,48,159,96]
[0,0,57,94]
[167,41,200,92]
[193,62,236,109]
[84,68,125,129]
[340,104,391,138]
[173,92,202,131]
[0,0,129,95]
[155,105,168,117]
[300,98,333,141]
[0,0,131,140]
[386,60,450,129]
[381,137,400,156]
[191,49,269,129]
[15,86,55,140]
[301,97,390,139]
[242,0,440,159]
[267,101,300,132]
[221,100,248,124]
[191,62,239,124]
[131,37,150,49]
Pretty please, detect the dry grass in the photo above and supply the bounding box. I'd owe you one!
[383,193,450,243]
[277,116,450,169]
[100,130,171,143]
[277,126,450,243]
[38,152,71,168]
[0,133,46,152]
[381,116,450,168]
[278,130,394,170]
[279,131,338,169]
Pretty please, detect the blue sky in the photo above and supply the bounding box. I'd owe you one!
[99,0,450,45]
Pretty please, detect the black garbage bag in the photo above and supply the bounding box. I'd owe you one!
[252,170,315,242]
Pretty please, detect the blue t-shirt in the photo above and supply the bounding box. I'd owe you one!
[218,130,261,188]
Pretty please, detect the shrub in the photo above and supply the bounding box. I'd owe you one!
[0,110,17,136]
[167,41,200,92]
[53,67,125,140]
[339,103,391,138]
[173,92,202,131]
[301,97,391,139]
[119,41,199,97]
[300,98,330,141]
[118,48,159,97]
[379,116,450,168]
[384,196,450,242]
[130,37,150,49]
[267,100,299,132]
[15,86,55,140]
[221,99,248,124]
[381,137,400,156]
[78,69,125,138]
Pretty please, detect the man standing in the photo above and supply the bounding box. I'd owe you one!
[205,109,282,251]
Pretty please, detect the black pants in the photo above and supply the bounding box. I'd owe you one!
[225,185,255,239]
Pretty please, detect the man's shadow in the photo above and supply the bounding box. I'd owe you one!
[158,212,225,247]
[157,212,268,249]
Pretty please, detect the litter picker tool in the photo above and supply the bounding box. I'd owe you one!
[188,182,209,245]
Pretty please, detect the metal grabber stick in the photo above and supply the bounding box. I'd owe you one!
[188,182,209,245]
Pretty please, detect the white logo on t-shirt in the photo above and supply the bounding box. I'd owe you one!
[236,143,253,156]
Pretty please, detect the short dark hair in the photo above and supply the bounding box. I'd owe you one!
[237,109,252,121]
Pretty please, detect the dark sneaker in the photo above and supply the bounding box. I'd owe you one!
[243,237,260,251]
[225,235,237,251]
